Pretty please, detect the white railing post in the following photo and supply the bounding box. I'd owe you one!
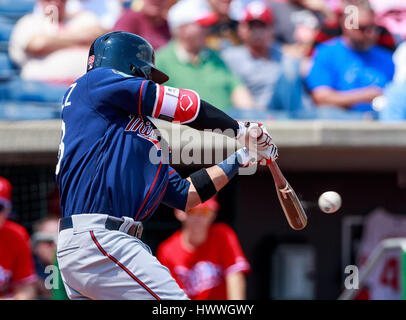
[338,238,406,300]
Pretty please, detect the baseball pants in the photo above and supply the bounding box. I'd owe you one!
[57,214,188,300]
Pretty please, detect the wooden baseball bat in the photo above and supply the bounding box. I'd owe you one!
[267,161,307,230]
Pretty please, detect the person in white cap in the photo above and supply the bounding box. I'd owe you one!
[156,0,255,112]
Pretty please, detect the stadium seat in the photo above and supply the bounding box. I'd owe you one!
[0,0,35,20]
[0,101,61,120]
[2,78,67,103]
[0,51,18,79]
[0,18,14,42]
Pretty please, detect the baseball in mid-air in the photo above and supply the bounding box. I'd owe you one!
[318,191,342,214]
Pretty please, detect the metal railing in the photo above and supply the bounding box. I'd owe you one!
[338,238,406,300]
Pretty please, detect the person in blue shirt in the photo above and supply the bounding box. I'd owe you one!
[306,2,394,115]
[55,31,278,300]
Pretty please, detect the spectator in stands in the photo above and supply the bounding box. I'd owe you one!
[306,1,394,115]
[65,0,124,32]
[31,216,59,300]
[369,0,406,43]
[313,0,397,53]
[9,0,104,86]
[222,1,304,115]
[157,0,254,112]
[268,0,334,46]
[113,0,172,50]
[202,0,242,51]
[156,197,251,300]
[0,177,37,300]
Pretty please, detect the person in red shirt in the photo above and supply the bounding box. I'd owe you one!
[113,0,172,50]
[0,177,37,300]
[156,196,250,300]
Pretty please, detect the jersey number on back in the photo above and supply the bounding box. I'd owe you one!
[56,83,77,175]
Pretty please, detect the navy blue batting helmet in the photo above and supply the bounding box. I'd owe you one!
[87,31,169,84]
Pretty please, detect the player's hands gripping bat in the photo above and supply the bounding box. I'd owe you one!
[236,121,307,230]
[236,121,278,164]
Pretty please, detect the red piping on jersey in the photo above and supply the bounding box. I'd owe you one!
[153,85,165,118]
[135,161,163,220]
[145,182,168,217]
[89,231,160,300]
[169,169,176,175]
[138,80,146,115]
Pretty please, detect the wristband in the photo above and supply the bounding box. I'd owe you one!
[217,152,240,181]
[217,148,255,180]
[190,169,217,203]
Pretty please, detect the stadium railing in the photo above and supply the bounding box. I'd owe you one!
[338,238,406,300]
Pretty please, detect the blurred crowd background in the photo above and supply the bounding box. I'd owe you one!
[1,0,406,121]
[1,0,406,301]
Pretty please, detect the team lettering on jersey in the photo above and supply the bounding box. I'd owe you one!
[125,115,161,150]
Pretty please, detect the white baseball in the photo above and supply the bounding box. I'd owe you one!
[318,191,342,214]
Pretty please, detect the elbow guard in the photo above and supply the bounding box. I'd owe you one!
[151,84,200,124]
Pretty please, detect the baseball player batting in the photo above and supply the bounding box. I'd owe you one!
[55,31,278,300]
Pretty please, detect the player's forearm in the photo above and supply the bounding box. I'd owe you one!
[185,166,228,211]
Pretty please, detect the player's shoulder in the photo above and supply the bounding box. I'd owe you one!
[2,220,30,243]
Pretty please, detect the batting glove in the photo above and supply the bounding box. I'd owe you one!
[236,121,278,164]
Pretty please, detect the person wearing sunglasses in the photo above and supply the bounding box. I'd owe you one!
[0,177,37,300]
[306,0,395,118]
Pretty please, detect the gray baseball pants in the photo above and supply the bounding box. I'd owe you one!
[56,214,188,300]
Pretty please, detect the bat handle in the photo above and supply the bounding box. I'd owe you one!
[267,160,286,189]
[267,160,308,230]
